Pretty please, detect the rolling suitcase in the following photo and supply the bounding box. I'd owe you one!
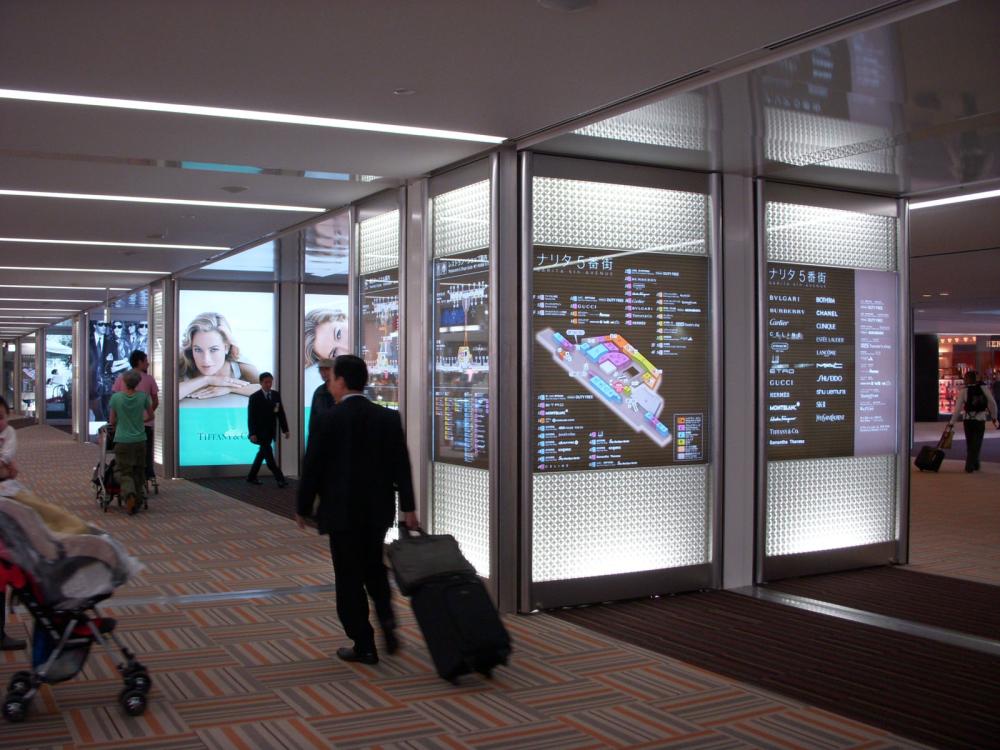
[408,572,512,683]
[914,424,952,472]
[387,527,476,595]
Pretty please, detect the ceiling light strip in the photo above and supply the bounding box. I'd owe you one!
[0,189,324,213]
[0,298,102,303]
[0,308,80,312]
[0,285,128,291]
[0,237,228,250]
[0,88,506,144]
[909,189,1000,211]
[0,266,167,274]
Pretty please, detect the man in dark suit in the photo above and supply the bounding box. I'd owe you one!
[246,372,289,487]
[307,358,336,442]
[296,355,418,665]
[88,320,116,420]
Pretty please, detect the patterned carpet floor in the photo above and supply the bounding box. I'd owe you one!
[2,426,927,749]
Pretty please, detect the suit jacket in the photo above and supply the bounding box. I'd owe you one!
[297,395,415,534]
[247,388,289,441]
[308,382,335,441]
[88,332,116,395]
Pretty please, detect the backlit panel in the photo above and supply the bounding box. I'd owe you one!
[574,93,707,152]
[766,201,896,271]
[151,287,164,465]
[433,181,491,258]
[532,465,711,582]
[432,462,490,577]
[358,210,400,275]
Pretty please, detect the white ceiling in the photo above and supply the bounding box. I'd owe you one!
[0,0,976,334]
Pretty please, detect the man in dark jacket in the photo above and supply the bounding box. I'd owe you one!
[246,372,289,487]
[296,355,418,664]
[307,358,336,443]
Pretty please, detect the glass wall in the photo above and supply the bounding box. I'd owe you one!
[44,319,73,424]
[20,337,36,417]
[430,177,492,577]
[3,343,14,409]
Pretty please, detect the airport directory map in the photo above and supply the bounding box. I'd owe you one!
[532,246,710,472]
[766,262,898,460]
[433,249,490,468]
[360,270,400,410]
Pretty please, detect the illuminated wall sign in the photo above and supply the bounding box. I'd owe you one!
[766,262,897,460]
[360,271,399,410]
[177,289,275,466]
[532,246,710,472]
[432,250,489,469]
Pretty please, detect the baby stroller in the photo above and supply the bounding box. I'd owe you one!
[0,497,149,722]
[92,425,127,513]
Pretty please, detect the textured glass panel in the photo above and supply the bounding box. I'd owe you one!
[533,177,708,255]
[766,455,896,556]
[358,210,400,275]
[574,93,707,151]
[532,465,711,582]
[433,181,491,258]
[766,201,896,271]
[765,108,895,174]
[432,462,490,577]
[151,288,164,465]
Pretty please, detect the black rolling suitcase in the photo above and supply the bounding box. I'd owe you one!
[409,572,511,682]
[388,526,511,682]
[914,424,952,472]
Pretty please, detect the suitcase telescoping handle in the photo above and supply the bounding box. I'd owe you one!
[938,424,954,450]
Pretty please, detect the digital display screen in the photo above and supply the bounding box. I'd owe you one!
[178,290,275,466]
[360,270,400,410]
[532,246,710,472]
[766,262,897,460]
[433,250,489,468]
[304,292,349,444]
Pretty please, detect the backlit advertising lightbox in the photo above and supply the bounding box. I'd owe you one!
[766,262,898,460]
[532,247,710,472]
[178,289,275,466]
[360,271,400,410]
[303,293,348,444]
[433,250,489,469]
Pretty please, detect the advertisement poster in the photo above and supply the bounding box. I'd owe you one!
[766,262,897,460]
[433,250,490,468]
[45,329,73,421]
[304,214,350,279]
[303,292,349,444]
[178,290,274,466]
[531,246,710,473]
[87,319,148,426]
[360,271,400,410]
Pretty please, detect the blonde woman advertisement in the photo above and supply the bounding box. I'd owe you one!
[177,291,274,467]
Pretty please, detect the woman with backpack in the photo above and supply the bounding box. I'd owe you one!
[949,370,999,472]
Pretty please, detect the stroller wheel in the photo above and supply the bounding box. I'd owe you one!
[6,672,32,696]
[119,688,147,716]
[2,694,28,722]
[124,667,152,694]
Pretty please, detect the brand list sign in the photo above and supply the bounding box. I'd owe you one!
[766,263,897,461]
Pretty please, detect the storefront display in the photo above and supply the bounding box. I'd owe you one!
[936,335,1000,415]
[360,271,399,409]
[45,326,73,422]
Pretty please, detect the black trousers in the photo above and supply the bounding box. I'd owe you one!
[329,526,393,653]
[144,425,155,480]
[963,419,986,471]
[248,437,283,481]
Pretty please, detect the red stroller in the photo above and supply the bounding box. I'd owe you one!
[0,497,150,722]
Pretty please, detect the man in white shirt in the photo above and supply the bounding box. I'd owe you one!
[950,370,999,473]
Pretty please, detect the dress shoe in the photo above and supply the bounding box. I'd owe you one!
[276,479,288,488]
[336,646,378,665]
[246,477,263,485]
[0,635,26,651]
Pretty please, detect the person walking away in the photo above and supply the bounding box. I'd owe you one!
[112,350,159,485]
[296,355,419,665]
[108,369,152,514]
[949,370,999,472]
[0,396,26,650]
[247,372,289,487]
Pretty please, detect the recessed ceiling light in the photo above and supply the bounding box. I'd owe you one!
[921,293,932,298]
[0,297,102,303]
[0,87,506,144]
[0,237,226,251]
[0,188,324,213]
[909,188,1000,210]
[393,88,417,96]
[0,266,167,274]
[939,292,950,296]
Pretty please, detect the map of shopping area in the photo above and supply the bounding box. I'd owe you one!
[536,328,672,447]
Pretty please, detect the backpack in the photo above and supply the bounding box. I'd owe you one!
[965,385,988,414]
